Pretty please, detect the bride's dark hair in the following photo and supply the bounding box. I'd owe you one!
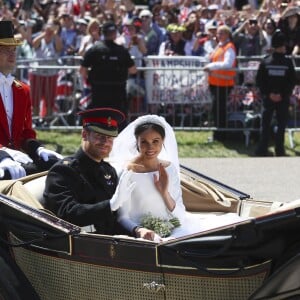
[134,123,166,151]
[134,123,166,140]
[109,115,180,173]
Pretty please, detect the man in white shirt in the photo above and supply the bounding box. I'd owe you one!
[0,20,63,179]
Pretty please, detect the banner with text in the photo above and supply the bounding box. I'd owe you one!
[144,56,211,104]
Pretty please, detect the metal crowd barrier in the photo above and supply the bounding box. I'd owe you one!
[16,56,83,127]
[15,55,300,148]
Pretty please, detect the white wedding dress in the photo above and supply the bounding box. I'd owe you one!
[118,163,246,239]
[110,115,248,240]
[118,163,187,236]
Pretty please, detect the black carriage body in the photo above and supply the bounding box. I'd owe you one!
[0,167,300,300]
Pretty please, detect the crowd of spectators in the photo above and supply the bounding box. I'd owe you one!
[0,0,299,125]
[1,0,297,61]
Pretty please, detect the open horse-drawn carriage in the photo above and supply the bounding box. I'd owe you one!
[0,165,300,300]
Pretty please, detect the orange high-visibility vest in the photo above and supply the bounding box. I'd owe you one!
[208,41,236,87]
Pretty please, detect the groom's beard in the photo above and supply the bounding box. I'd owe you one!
[85,142,112,162]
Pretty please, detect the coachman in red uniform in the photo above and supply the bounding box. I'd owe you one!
[0,20,63,179]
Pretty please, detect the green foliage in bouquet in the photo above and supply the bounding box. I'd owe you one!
[140,214,181,237]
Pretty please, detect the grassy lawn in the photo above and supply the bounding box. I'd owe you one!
[36,129,300,157]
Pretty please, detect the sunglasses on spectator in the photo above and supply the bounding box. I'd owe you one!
[249,20,258,25]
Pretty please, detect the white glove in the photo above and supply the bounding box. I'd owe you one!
[0,158,26,179]
[110,170,136,211]
[36,147,64,162]
[2,148,33,164]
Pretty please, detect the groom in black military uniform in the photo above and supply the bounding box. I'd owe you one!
[43,108,135,234]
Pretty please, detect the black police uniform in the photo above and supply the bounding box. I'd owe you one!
[81,40,135,116]
[43,148,120,235]
[255,51,297,156]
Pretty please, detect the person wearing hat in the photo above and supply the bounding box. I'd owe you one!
[278,6,300,55]
[255,30,297,156]
[139,9,164,55]
[79,21,137,127]
[202,21,218,56]
[158,23,186,56]
[74,18,88,55]
[77,18,101,56]
[115,18,147,67]
[43,107,136,235]
[0,20,63,180]
[30,18,63,118]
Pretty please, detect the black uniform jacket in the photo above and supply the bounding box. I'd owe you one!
[256,52,297,101]
[80,40,135,111]
[81,40,135,86]
[43,148,119,235]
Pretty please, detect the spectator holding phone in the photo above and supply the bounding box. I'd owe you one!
[116,18,147,67]
[233,16,266,56]
[233,16,266,85]
[202,21,218,56]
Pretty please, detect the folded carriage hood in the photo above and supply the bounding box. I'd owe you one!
[0,193,81,254]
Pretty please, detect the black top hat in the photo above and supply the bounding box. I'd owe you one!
[78,108,125,137]
[0,20,23,46]
[271,30,286,48]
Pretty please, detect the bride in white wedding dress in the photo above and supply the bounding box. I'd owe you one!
[109,115,245,241]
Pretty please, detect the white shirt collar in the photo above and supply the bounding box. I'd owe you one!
[0,72,14,86]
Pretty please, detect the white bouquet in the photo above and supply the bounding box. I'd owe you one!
[140,214,181,237]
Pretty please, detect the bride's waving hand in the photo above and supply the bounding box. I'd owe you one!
[153,163,176,212]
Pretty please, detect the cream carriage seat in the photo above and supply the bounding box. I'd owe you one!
[0,172,96,233]
[2,170,300,223]
[0,171,48,210]
[22,173,48,207]
[22,172,95,233]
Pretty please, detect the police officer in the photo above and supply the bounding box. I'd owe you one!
[79,21,137,128]
[43,108,136,235]
[255,30,297,156]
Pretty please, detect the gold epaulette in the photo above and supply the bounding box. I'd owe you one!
[13,79,22,87]
[62,159,71,165]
